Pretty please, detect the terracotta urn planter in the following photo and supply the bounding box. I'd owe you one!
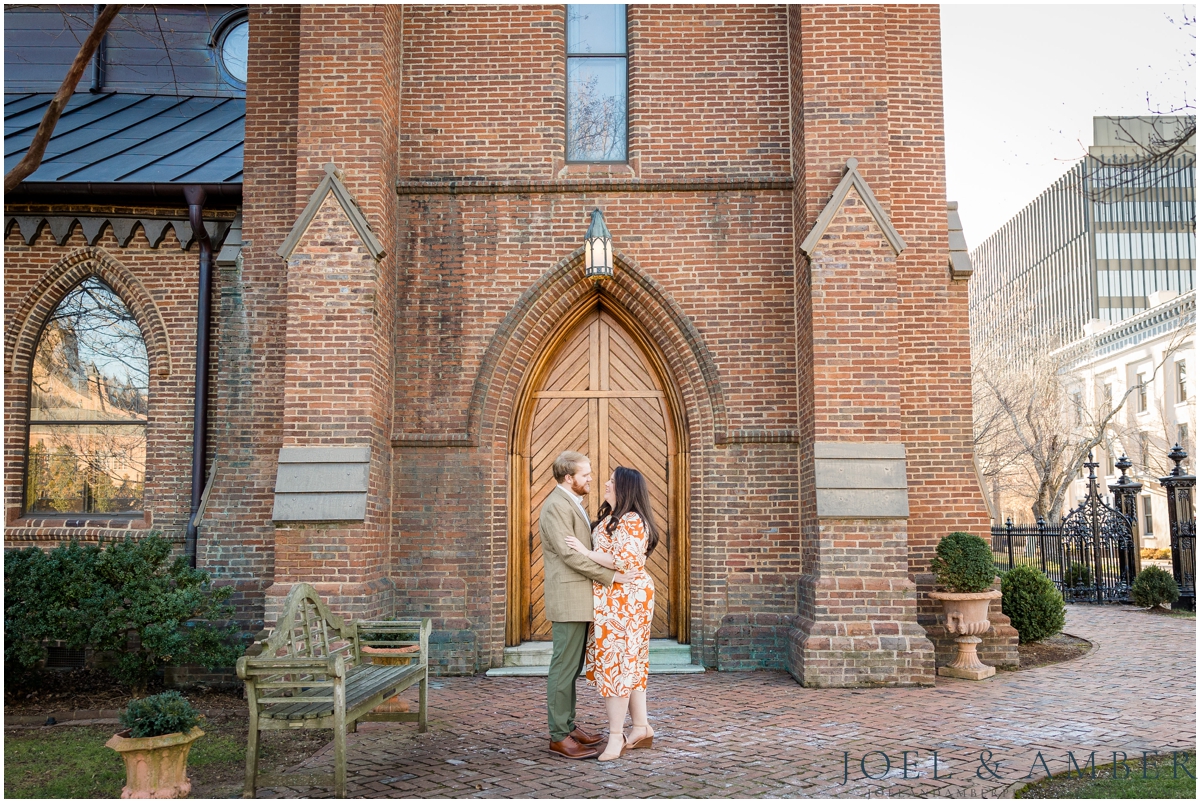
[362,644,420,713]
[929,589,1001,680]
[105,727,204,799]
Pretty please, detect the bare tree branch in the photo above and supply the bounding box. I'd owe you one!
[3,3,123,194]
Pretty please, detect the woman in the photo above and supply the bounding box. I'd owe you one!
[564,466,660,761]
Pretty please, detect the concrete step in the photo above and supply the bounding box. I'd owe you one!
[485,638,704,677]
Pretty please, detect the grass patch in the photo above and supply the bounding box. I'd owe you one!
[5,714,331,799]
[4,726,124,799]
[1016,750,1196,798]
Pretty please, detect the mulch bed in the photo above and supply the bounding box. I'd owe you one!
[4,667,244,717]
[1016,633,1092,670]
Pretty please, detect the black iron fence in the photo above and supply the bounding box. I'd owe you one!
[992,445,1197,609]
[992,517,1135,603]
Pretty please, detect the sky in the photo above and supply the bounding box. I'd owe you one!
[940,4,1195,250]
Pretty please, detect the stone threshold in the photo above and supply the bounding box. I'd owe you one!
[485,638,704,677]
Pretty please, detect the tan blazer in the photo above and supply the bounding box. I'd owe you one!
[538,485,615,622]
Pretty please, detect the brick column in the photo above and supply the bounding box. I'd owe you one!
[786,5,934,686]
[263,5,403,623]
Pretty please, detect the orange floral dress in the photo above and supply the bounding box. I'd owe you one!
[585,512,655,698]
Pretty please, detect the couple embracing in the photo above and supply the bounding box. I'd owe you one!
[539,450,659,761]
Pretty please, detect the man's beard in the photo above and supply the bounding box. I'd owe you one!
[571,477,589,496]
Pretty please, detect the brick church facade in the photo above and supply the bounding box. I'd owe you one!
[4,4,1016,685]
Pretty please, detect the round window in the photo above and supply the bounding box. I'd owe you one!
[219,18,248,85]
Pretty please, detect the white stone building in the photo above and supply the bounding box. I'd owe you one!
[1056,289,1195,546]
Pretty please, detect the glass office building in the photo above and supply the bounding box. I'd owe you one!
[969,116,1195,367]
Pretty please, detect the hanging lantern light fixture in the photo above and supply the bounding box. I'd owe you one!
[583,208,614,280]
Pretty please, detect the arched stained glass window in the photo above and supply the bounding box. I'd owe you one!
[25,277,148,515]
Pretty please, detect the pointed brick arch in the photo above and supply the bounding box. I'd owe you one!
[468,251,725,648]
[469,248,727,451]
[7,246,172,381]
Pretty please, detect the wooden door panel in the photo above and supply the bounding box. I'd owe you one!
[528,396,588,641]
[608,394,671,637]
[525,309,674,641]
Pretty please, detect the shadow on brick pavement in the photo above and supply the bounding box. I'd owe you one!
[254,606,1195,799]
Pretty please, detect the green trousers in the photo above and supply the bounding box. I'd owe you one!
[547,621,590,742]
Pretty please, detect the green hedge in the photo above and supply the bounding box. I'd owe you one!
[1001,566,1065,643]
[4,534,243,691]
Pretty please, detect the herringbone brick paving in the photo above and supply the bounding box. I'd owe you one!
[257,606,1195,798]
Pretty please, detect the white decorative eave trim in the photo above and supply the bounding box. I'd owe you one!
[277,162,386,261]
[947,201,973,280]
[799,158,906,257]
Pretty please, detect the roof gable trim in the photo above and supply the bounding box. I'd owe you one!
[799,158,906,257]
[277,163,386,261]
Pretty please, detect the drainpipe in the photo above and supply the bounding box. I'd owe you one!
[90,5,107,93]
[185,186,213,568]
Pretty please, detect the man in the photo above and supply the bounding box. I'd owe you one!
[538,450,625,759]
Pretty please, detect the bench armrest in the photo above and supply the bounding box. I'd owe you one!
[355,617,432,667]
[237,654,345,681]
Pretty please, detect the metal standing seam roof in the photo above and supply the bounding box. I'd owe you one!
[4,91,244,185]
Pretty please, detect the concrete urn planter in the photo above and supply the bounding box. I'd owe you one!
[362,644,420,713]
[929,589,1001,680]
[105,727,204,799]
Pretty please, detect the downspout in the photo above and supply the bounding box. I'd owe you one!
[185,186,213,568]
[90,5,107,93]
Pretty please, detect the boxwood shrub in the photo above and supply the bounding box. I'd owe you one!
[119,690,201,738]
[1131,565,1180,609]
[1001,565,1065,643]
[930,532,996,593]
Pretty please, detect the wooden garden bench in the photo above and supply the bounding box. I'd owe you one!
[236,583,431,798]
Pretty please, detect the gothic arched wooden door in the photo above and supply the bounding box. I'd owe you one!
[517,307,678,642]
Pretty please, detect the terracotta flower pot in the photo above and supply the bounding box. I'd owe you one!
[362,644,420,713]
[105,727,204,799]
[929,589,1001,680]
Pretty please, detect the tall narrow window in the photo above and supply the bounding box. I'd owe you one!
[25,278,148,515]
[566,4,627,162]
[1136,372,1147,412]
[1142,495,1154,537]
[1178,360,1188,402]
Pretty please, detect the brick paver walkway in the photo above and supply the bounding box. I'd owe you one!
[258,606,1195,798]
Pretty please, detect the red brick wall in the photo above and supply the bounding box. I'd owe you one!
[393,5,798,667]
[399,5,790,180]
[199,5,299,625]
[885,6,991,572]
[4,4,992,675]
[792,4,987,559]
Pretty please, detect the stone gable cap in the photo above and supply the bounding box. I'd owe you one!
[277,162,386,261]
[947,201,973,279]
[799,157,906,257]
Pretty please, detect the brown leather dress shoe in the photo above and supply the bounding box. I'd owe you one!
[549,735,600,760]
[570,726,604,746]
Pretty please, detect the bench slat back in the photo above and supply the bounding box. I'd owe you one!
[256,583,357,665]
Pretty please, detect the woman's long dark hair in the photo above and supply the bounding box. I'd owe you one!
[594,466,660,557]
